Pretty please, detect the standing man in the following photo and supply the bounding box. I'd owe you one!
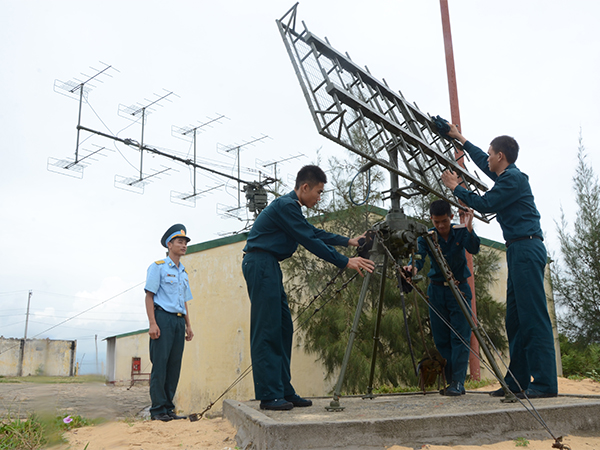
[441,125,558,399]
[405,200,480,396]
[242,165,375,411]
[145,224,195,421]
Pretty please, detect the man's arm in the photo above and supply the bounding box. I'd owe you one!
[449,171,521,214]
[446,123,496,181]
[458,208,481,255]
[184,302,194,342]
[145,291,160,340]
[404,236,428,276]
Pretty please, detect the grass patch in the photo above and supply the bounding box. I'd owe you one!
[0,412,101,449]
[368,378,497,395]
[465,378,497,390]
[0,375,105,384]
[514,437,530,447]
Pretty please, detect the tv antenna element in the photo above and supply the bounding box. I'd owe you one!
[50,62,118,178]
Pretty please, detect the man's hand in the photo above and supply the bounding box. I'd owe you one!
[441,170,460,191]
[346,256,375,277]
[149,323,160,340]
[185,326,194,342]
[447,123,467,144]
[403,264,417,277]
[348,231,368,247]
[459,207,475,232]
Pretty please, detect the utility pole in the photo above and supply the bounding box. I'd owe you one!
[95,334,99,374]
[440,0,481,380]
[24,290,32,339]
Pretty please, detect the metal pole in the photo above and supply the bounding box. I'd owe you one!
[75,86,84,163]
[140,108,146,180]
[24,290,32,340]
[365,253,388,398]
[193,129,197,195]
[328,270,374,411]
[439,0,480,379]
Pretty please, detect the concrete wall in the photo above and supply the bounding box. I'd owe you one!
[0,337,76,377]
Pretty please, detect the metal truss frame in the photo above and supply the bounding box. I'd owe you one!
[277,4,492,223]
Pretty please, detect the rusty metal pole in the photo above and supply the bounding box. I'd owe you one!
[439,0,480,381]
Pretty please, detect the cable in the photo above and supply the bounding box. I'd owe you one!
[349,168,371,206]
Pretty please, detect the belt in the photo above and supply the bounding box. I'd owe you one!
[154,304,184,317]
[430,279,467,287]
[243,248,279,260]
[505,235,543,248]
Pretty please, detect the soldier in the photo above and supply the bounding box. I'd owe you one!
[145,224,194,421]
[406,200,480,396]
[441,125,557,399]
[242,165,375,411]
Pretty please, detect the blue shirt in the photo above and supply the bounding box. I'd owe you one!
[453,141,543,242]
[243,190,350,268]
[411,224,480,282]
[145,256,192,315]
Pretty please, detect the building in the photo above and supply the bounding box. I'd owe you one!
[0,337,76,377]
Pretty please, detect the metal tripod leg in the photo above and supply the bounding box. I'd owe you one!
[364,252,388,399]
[423,234,518,403]
[326,253,381,411]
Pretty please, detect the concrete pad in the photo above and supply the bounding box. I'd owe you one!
[224,392,600,450]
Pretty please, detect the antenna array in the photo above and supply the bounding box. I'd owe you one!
[276,5,492,222]
[52,64,277,219]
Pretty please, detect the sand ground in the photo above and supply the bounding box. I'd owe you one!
[2,377,599,449]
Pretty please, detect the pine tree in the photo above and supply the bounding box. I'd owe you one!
[551,135,600,345]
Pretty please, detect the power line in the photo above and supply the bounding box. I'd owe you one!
[0,282,144,356]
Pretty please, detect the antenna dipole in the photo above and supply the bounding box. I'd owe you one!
[257,153,305,193]
[50,62,118,178]
[218,134,270,209]
[171,114,228,206]
[117,90,178,191]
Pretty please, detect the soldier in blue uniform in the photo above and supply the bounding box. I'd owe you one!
[242,165,375,411]
[406,200,480,396]
[441,124,558,399]
[145,224,194,421]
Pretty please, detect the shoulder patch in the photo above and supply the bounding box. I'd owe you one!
[155,260,165,265]
[184,269,188,274]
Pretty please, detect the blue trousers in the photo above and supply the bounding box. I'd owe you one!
[149,309,186,416]
[503,239,557,393]
[428,282,472,384]
[242,251,296,401]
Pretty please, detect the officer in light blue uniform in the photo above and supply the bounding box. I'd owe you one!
[442,124,557,399]
[145,224,194,421]
[242,165,375,411]
[407,200,480,396]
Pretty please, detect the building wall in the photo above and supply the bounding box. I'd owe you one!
[0,338,76,377]
[105,331,151,385]
[173,236,335,414]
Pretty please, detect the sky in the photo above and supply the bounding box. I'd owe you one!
[1,0,599,374]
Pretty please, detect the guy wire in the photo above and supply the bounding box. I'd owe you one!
[376,231,560,442]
